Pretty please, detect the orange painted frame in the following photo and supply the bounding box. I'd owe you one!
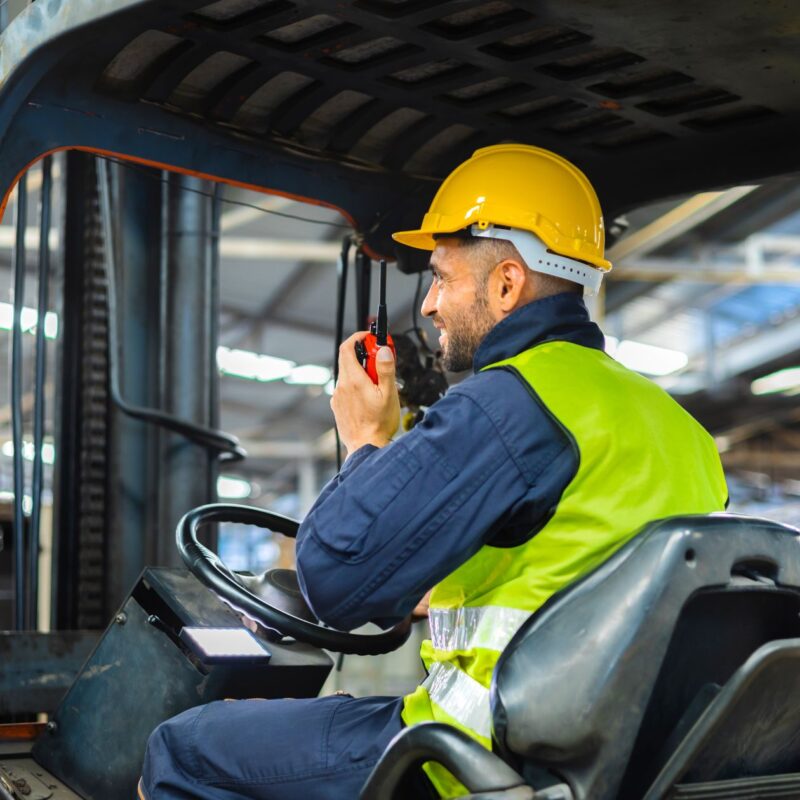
[0,145,390,257]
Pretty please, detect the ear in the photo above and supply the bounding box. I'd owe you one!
[493,258,530,313]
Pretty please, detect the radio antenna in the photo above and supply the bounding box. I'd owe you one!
[376,259,388,346]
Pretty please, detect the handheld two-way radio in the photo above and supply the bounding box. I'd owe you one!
[355,260,396,383]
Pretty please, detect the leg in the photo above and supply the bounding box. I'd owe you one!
[140,695,406,800]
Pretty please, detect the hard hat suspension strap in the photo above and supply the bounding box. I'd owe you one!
[470,224,604,294]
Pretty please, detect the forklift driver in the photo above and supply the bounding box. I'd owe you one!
[140,144,728,799]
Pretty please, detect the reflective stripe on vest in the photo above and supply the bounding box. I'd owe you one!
[429,606,531,653]
[422,662,492,740]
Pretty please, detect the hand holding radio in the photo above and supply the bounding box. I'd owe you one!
[333,331,399,456]
[331,259,400,455]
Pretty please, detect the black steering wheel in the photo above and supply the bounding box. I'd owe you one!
[176,503,413,656]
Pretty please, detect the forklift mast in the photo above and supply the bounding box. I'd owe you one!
[53,154,222,631]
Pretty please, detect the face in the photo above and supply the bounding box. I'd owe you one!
[421,241,498,372]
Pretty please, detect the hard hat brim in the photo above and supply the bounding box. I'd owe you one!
[392,228,439,251]
[393,225,612,272]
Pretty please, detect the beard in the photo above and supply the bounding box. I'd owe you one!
[439,293,496,372]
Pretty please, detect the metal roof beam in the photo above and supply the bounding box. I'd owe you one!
[609,185,759,263]
[239,427,336,460]
[663,312,800,395]
[612,260,800,283]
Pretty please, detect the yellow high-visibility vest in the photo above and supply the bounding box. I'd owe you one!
[402,340,728,797]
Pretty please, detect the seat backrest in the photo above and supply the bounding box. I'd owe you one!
[644,636,800,799]
[490,514,800,800]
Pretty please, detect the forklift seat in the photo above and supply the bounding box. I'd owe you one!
[361,514,800,799]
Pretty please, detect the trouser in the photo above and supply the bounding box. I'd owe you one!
[139,694,434,799]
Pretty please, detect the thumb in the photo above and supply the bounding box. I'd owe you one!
[376,346,395,389]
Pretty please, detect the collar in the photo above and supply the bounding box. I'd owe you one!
[473,292,605,372]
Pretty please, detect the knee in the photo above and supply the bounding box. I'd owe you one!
[141,706,204,797]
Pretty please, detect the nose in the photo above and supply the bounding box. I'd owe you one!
[420,278,437,319]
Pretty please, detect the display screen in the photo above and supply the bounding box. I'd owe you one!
[179,626,272,665]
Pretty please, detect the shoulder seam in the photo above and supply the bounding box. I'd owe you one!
[452,371,572,486]
[489,364,580,487]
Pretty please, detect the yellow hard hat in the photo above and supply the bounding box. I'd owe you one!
[393,143,611,273]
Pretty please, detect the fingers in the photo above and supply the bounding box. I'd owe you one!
[338,331,370,381]
[376,346,396,393]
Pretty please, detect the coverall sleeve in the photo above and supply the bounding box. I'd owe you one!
[294,370,574,631]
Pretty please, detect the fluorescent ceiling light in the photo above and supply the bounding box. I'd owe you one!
[285,364,331,386]
[217,346,334,389]
[217,346,295,382]
[615,340,688,376]
[0,491,32,513]
[751,367,800,396]
[715,436,731,453]
[2,440,55,464]
[324,379,335,396]
[606,336,688,376]
[217,475,252,499]
[0,303,58,339]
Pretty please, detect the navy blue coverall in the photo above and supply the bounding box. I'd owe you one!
[140,292,604,799]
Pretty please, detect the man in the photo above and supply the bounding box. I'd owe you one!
[141,144,727,799]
